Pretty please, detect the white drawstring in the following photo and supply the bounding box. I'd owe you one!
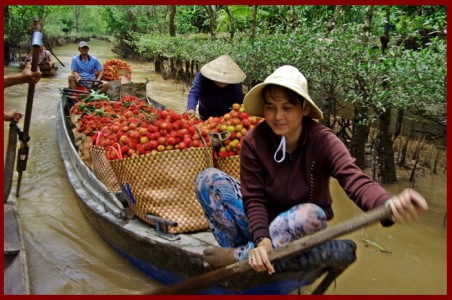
[274,136,286,163]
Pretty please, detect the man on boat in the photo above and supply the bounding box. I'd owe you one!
[27,17,41,36]
[26,17,43,46]
[23,44,56,69]
[68,41,109,94]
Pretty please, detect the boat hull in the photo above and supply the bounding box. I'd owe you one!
[19,61,58,77]
[56,94,356,294]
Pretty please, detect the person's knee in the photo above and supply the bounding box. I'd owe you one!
[295,203,327,233]
[68,74,76,88]
[196,167,222,184]
[68,74,75,82]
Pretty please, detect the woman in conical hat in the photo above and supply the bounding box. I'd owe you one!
[193,65,428,276]
[186,54,246,120]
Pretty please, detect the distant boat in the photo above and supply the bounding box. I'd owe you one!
[19,61,58,77]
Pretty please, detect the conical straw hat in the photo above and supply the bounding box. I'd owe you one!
[244,65,323,120]
[200,54,246,84]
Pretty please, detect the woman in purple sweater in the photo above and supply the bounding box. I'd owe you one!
[194,65,428,274]
[186,54,245,120]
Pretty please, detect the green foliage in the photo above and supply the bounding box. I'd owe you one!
[217,5,250,33]
[4,5,109,46]
[175,6,210,34]
[174,7,200,34]
[387,37,446,111]
[4,5,446,124]
[4,5,46,47]
[128,5,446,126]
[100,6,167,41]
[390,6,447,35]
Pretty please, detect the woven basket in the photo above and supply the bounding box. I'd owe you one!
[90,146,120,192]
[214,155,240,181]
[77,135,93,170]
[110,147,214,234]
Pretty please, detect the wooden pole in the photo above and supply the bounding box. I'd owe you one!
[16,31,42,197]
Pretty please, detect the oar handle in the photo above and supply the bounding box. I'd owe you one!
[45,42,65,67]
[21,32,42,139]
[152,204,392,294]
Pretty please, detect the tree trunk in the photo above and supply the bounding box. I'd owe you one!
[350,104,369,170]
[74,6,80,33]
[377,6,397,184]
[393,109,404,138]
[204,5,217,39]
[399,136,409,166]
[250,5,258,40]
[4,6,10,63]
[380,6,391,53]
[410,137,425,183]
[378,109,397,183]
[223,6,235,41]
[327,5,342,33]
[433,147,440,174]
[320,5,341,128]
[319,97,331,128]
[349,6,374,171]
[169,6,176,37]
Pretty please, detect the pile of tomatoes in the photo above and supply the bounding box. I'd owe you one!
[72,96,264,161]
[72,96,211,160]
[98,59,132,81]
[198,103,263,157]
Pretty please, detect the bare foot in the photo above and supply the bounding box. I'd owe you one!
[203,246,236,269]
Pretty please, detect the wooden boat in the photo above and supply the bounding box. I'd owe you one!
[4,118,31,294]
[4,200,31,294]
[56,93,357,294]
[19,61,58,77]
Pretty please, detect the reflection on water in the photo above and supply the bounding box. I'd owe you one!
[3,39,447,295]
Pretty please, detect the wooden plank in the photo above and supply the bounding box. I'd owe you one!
[4,202,31,294]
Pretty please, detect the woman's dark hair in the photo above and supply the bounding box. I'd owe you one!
[262,84,305,107]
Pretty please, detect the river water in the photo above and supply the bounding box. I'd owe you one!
[3,39,447,295]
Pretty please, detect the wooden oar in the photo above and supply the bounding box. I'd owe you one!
[45,42,65,67]
[61,88,90,94]
[4,122,19,203]
[151,203,392,294]
[16,31,42,197]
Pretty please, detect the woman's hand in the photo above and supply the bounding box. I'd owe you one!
[186,109,196,118]
[387,188,429,224]
[248,237,275,275]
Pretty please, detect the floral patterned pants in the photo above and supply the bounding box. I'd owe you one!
[195,168,327,262]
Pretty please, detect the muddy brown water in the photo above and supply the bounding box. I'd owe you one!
[3,39,447,295]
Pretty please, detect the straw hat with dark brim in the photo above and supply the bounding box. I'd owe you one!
[244,65,323,120]
[200,54,246,84]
